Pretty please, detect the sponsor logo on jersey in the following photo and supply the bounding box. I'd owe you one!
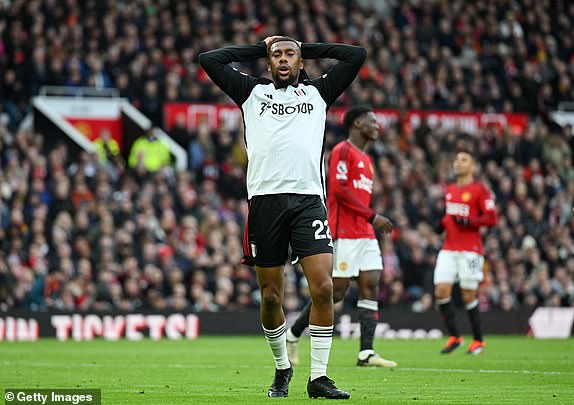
[259,101,271,116]
[462,192,472,202]
[336,161,348,180]
[446,202,470,217]
[352,173,374,193]
[258,102,314,116]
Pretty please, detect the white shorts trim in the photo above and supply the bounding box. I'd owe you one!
[332,238,382,278]
[433,250,484,290]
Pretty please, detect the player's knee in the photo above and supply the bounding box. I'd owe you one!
[359,287,378,302]
[260,286,282,309]
[332,279,350,303]
[461,291,477,305]
[310,278,333,304]
[333,288,346,303]
[434,285,449,300]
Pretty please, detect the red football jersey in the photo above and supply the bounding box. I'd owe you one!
[328,141,376,240]
[441,180,497,255]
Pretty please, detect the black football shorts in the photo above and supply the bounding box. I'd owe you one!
[242,194,333,267]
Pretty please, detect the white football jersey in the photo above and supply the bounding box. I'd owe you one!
[242,83,326,198]
[199,41,366,199]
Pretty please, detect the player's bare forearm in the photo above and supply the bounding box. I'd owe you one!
[371,214,394,233]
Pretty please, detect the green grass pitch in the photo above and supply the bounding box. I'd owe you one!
[1,336,573,404]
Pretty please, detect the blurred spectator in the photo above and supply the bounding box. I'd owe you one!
[128,129,171,173]
[93,129,120,163]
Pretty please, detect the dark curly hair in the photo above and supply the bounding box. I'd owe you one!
[342,105,373,131]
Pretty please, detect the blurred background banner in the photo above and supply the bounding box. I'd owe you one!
[0,308,557,342]
[163,102,528,135]
[528,307,574,338]
[1,0,573,336]
[35,96,123,148]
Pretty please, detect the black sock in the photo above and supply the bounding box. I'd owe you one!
[290,300,311,338]
[466,300,482,341]
[357,299,378,352]
[438,298,459,337]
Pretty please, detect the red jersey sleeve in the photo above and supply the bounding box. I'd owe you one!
[469,184,497,227]
[329,146,375,221]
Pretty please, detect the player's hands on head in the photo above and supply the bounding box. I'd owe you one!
[453,216,470,226]
[264,35,283,47]
[372,214,394,233]
[263,36,302,48]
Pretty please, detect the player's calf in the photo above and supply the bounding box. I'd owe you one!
[285,328,300,366]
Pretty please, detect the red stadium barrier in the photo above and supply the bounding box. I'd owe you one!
[0,308,546,342]
[163,103,528,135]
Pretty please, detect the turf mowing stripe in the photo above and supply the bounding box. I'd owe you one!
[3,361,574,375]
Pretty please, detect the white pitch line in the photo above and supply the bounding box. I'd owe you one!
[394,367,574,376]
[3,361,574,376]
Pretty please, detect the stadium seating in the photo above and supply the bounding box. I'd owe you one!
[0,0,572,313]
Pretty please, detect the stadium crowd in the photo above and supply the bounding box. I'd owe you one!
[1,0,573,313]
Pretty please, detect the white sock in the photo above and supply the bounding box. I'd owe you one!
[309,324,333,381]
[358,349,375,361]
[465,299,479,310]
[357,299,378,311]
[286,327,299,343]
[263,322,290,370]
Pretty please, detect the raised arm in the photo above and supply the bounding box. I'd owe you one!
[198,42,267,106]
[302,43,367,106]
